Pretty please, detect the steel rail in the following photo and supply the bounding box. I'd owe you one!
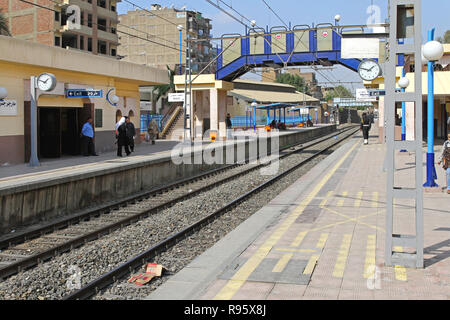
[63,126,359,300]
[0,126,355,280]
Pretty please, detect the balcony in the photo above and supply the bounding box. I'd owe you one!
[97,5,119,22]
[61,0,93,11]
[97,29,119,44]
[60,24,93,37]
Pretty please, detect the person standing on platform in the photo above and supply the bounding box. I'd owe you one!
[361,113,371,145]
[147,120,158,145]
[116,116,130,157]
[80,117,98,156]
[437,132,450,194]
[125,116,136,153]
[226,113,233,139]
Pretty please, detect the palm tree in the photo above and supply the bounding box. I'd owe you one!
[152,65,176,113]
[0,10,11,36]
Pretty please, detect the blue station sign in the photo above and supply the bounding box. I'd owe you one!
[65,89,103,98]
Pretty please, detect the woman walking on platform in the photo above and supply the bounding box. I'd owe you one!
[361,113,371,145]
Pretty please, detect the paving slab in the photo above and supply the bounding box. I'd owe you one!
[147,124,450,300]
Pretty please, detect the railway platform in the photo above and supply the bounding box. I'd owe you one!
[147,127,450,300]
[0,125,336,235]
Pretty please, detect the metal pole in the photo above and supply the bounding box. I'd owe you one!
[179,29,182,75]
[183,34,188,142]
[29,76,40,167]
[400,67,407,152]
[188,35,193,143]
[424,28,438,187]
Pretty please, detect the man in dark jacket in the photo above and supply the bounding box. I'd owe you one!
[117,117,131,157]
[125,117,136,152]
[361,113,371,145]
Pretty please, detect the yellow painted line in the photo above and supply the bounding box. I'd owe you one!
[322,206,385,232]
[290,231,307,247]
[275,248,317,253]
[306,212,379,233]
[319,191,334,208]
[303,254,320,275]
[213,141,360,300]
[363,234,377,278]
[332,234,352,278]
[337,191,348,207]
[354,191,363,208]
[371,192,379,208]
[272,253,293,273]
[316,233,329,249]
[393,246,408,281]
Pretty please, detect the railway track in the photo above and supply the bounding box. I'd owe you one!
[0,126,355,281]
[62,125,360,300]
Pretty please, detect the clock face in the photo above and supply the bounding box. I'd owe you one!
[37,73,56,92]
[358,60,381,81]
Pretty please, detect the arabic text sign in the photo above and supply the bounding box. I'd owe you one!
[0,100,17,116]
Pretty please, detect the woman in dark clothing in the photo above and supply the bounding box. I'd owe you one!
[361,113,371,145]
[117,117,130,157]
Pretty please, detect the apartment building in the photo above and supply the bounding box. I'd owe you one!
[118,4,213,73]
[0,0,120,56]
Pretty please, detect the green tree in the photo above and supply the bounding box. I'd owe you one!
[152,65,176,111]
[275,73,310,94]
[437,30,450,44]
[324,85,353,102]
[0,10,11,36]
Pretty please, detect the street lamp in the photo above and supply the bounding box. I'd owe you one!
[314,107,318,125]
[177,25,183,75]
[251,100,258,131]
[334,14,341,26]
[110,94,119,105]
[423,29,444,188]
[398,74,409,152]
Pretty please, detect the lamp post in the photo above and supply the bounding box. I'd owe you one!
[251,100,257,132]
[398,76,410,152]
[401,67,406,144]
[334,14,341,26]
[422,28,444,188]
[177,25,183,75]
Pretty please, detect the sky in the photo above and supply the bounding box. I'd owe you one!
[117,0,450,92]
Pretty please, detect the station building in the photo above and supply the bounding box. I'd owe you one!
[0,35,169,165]
[173,75,320,139]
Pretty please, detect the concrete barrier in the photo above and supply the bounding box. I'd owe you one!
[0,125,336,233]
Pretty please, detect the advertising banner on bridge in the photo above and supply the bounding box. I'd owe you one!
[341,38,380,59]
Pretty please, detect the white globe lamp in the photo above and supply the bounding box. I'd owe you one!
[398,77,410,89]
[423,40,444,62]
[110,95,119,104]
[177,25,183,31]
[334,14,341,22]
[0,87,7,99]
[250,20,256,27]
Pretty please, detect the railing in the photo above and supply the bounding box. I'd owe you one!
[230,115,312,128]
[161,106,183,137]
